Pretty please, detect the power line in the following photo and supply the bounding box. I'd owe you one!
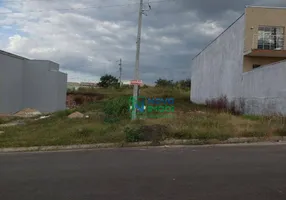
[0,0,177,15]
[1,0,139,2]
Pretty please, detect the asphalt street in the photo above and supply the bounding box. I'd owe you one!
[0,144,286,200]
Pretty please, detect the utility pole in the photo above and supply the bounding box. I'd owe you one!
[118,58,122,87]
[131,0,144,120]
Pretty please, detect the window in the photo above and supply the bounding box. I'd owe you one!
[258,26,284,50]
[253,64,261,69]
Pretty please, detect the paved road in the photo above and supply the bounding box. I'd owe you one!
[0,145,286,200]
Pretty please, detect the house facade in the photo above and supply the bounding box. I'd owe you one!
[0,50,67,114]
[191,6,286,115]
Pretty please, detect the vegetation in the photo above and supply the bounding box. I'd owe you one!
[155,78,191,90]
[103,96,130,123]
[0,81,286,148]
[97,74,119,88]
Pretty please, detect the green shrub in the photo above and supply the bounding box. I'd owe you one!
[124,124,168,144]
[274,129,286,136]
[124,126,143,142]
[54,109,75,118]
[103,96,130,123]
[74,128,94,137]
[242,115,262,121]
[193,131,231,141]
[241,131,267,137]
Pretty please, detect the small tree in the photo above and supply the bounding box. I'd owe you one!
[98,74,119,88]
[155,78,174,87]
[176,79,191,89]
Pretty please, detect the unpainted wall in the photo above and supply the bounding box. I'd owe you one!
[0,53,25,114]
[191,7,286,115]
[0,52,67,114]
[241,60,286,115]
[23,60,67,113]
[191,14,245,103]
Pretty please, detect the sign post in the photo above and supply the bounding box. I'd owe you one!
[131,80,143,120]
[131,80,143,86]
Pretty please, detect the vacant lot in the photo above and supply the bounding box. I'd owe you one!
[0,87,285,148]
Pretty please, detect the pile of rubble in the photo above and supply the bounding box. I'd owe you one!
[14,108,42,118]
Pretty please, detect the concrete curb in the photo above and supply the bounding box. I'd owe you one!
[0,136,286,153]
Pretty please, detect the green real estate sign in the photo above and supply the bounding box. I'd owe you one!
[129,96,175,119]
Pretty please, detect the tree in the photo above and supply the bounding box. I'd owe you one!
[155,78,174,87]
[98,74,119,88]
[176,79,191,89]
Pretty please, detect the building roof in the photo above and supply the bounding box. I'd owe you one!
[0,50,29,60]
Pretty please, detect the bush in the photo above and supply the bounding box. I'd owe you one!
[124,126,143,142]
[54,109,75,118]
[124,124,168,144]
[103,96,130,123]
[241,131,267,138]
[74,96,84,105]
[242,115,262,121]
[193,131,231,141]
[205,95,245,115]
[274,128,286,136]
[74,128,94,137]
[206,96,228,111]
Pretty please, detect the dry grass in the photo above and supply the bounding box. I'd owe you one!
[0,87,286,148]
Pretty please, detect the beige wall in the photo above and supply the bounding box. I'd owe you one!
[243,56,285,72]
[244,7,286,53]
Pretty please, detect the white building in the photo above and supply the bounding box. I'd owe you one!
[0,50,67,114]
[191,6,286,115]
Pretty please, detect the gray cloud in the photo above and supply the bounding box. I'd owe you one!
[0,0,285,84]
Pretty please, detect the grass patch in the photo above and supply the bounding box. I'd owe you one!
[274,128,286,136]
[1,87,286,148]
[241,131,268,138]
[242,115,263,121]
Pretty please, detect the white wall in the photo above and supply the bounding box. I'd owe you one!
[191,15,245,103]
[0,51,67,114]
[0,53,25,114]
[241,61,286,115]
[56,72,68,110]
[190,13,286,116]
[23,60,67,113]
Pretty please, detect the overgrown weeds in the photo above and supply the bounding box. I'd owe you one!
[2,87,286,148]
[103,96,130,123]
[205,95,245,115]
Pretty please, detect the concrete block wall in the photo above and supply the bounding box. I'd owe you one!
[0,51,67,114]
[241,61,286,115]
[190,13,286,116]
[191,14,245,104]
[0,53,25,114]
[23,60,67,113]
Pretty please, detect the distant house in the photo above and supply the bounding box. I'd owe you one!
[0,50,67,114]
[122,80,131,85]
[79,82,98,88]
[191,6,286,115]
[67,82,80,91]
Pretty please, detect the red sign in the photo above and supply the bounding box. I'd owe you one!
[131,80,143,85]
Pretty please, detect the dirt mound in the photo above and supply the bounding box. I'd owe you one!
[14,108,41,118]
[68,112,84,119]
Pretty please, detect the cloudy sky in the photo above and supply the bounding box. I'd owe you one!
[0,0,285,84]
